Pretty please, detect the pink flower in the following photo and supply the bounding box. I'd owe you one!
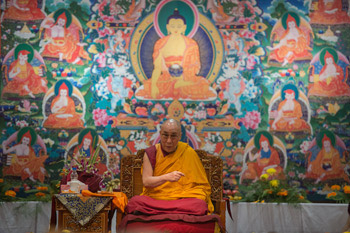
[132,99,137,104]
[96,53,106,68]
[288,171,295,178]
[239,29,255,39]
[92,108,112,126]
[300,141,311,154]
[164,102,170,107]
[246,55,257,69]
[241,111,261,130]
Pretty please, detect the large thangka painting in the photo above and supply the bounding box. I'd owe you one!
[0,0,350,202]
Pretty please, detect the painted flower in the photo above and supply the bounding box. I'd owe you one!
[16,120,28,128]
[300,140,311,154]
[246,55,257,69]
[288,171,295,178]
[93,108,112,126]
[241,110,261,130]
[270,179,279,187]
[5,190,16,197]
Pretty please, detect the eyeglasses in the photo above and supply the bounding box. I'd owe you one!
[161,133,179,140]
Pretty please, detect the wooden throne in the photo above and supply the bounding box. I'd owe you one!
[117,149,226,232]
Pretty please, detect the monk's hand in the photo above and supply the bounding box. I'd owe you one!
[166,171,185,182]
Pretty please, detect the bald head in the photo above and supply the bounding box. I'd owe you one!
[160,119,181,153]
[161,119,181,133]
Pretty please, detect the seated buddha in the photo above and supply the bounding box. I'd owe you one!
[267,12,312,66]
[306,131,349,183]
[40,9,90,65]
[3,0,46,21]
[2,127,48,183]
[241,131,285,182]
[2,45,48,98]
[310,0,350,24]
[270,84,311,133]
[72,129,108,175]
[43,80,84,129]
[136,9,216,100]
[308,48,350,97]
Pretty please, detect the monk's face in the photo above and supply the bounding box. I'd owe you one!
[285,91,295,100]
[166,18,186,35]
[326,57,334,65]
[18,53,28,64]
[57,18,66,27]
[21,136,30,146]
[160,122,181,153]
[260,140,269,152]
[83,138,92,149]
[59,89,68,97]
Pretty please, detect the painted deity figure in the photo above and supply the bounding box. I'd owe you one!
[2,127,48,183]
[310,0,350,24]
[40,9,90,65]
[268,12,312,66]
[43,81,84,129]
[308,49,350,97]
[306,131,349,183]
[72,129,108,175]
[136,9,216,100]
[270,84,311,133]
[218,55,246,115]
[241,131,284,181]
[2,45,48,98]
[3,0,46,21]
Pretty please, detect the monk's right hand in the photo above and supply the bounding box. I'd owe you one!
[166,171,185,182]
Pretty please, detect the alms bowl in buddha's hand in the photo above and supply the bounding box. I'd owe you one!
[169,64,183,77]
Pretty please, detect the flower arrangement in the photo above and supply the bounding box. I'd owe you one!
[61,143,120,192]
[232,168,309,204]
[100,170,120,192]
[326,185,350,203]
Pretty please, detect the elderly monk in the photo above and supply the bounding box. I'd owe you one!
[136,119,214,213]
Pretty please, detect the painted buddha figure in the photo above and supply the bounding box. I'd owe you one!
[136,9,216,100]
[241,131,284,181]
[3,0,46,21]
[2,45,48,98]
[40,9,90,65]
[72,129,108,175]
[270,84,311,133]
[2,127,48,183]
[306,131,349,183]
[310,0,350,24]
[308,48,350,97]
[268,12,312,66]
[43,81,84,129]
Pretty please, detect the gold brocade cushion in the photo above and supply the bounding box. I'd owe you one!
[55,193,112,226]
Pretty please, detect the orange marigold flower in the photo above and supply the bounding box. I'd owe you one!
[327,192,337,198]
[331,185,341,191]
[37,186,48,191]
[0,178,4,183]
[5,190,16,197]
[267,189,273,194]
[344,186,350,194]
[299,195,304,200]
[35,192,46,197]
[277,189,288,196]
